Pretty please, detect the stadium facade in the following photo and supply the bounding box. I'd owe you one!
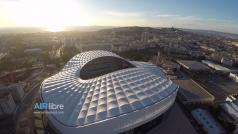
[40,50,178,134]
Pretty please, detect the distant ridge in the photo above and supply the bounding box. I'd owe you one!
[0,27,45,34]
[181,28,238,39]
[1,26,238,39]
[65,26,116,32]
[0,26,117,34]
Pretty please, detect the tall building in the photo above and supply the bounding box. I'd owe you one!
[0,93,16,115]
[141,32,149,43]
[41,50,178,134]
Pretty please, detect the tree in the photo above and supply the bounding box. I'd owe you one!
[60,45,80,63]
[0,55,15,71]
[42,51,51,66]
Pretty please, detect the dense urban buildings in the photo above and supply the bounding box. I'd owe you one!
[0,26,238,134]
[0,93,16,115]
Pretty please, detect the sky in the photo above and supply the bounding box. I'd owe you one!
[0,0,238,33]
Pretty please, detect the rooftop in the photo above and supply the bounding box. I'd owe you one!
[176,60,210,71]
[191,108,225,134]
[173,73,214,104]
[202,60,232,73]
[196,73,238,100]
[220,102,238,123]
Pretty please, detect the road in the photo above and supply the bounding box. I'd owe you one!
[14,68,46,134]
[15,68,45,116]
[15,82,41,117]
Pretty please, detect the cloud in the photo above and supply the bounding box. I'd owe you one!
[105,11,143,17]
[157,14,201,21]
[156,14,180,18]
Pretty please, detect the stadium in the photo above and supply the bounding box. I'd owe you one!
[40,50,178,134]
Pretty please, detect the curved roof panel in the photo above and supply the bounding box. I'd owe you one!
[41,50,178,133]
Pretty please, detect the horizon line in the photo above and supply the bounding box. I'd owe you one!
[0,25,238,35]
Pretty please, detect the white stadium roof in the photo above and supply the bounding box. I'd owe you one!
[41,50,178,134]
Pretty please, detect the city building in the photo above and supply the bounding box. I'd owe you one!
[196,72,238,100]
[200,46,216,52]
[219,100,238,133]
[40,50,178,134]
[111,44,130,52]
[80,44,112,52]
[221,57,233,67]
[161,61,180,71]
[176,60,210,72]
[164,46,188,55]
[24,48,43,54]
[226,95,237,102]
[0,83,24,104]
[141,32,149,43]
[0,93,16,115]
[219,102,238,124]
[229,72,238,83]
[0,52,7,61]
[202,60,232,74]
[173,74,215,105]
[191,108,225,134]
[188,50,204,58]
[207,53,223,63]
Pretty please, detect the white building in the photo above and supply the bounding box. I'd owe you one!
[0,53,7,61]
[219,102,238,123]
[41,50,178,134]
[200,46,216,52]
[202,60,231,73]
[229,72,238,83]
